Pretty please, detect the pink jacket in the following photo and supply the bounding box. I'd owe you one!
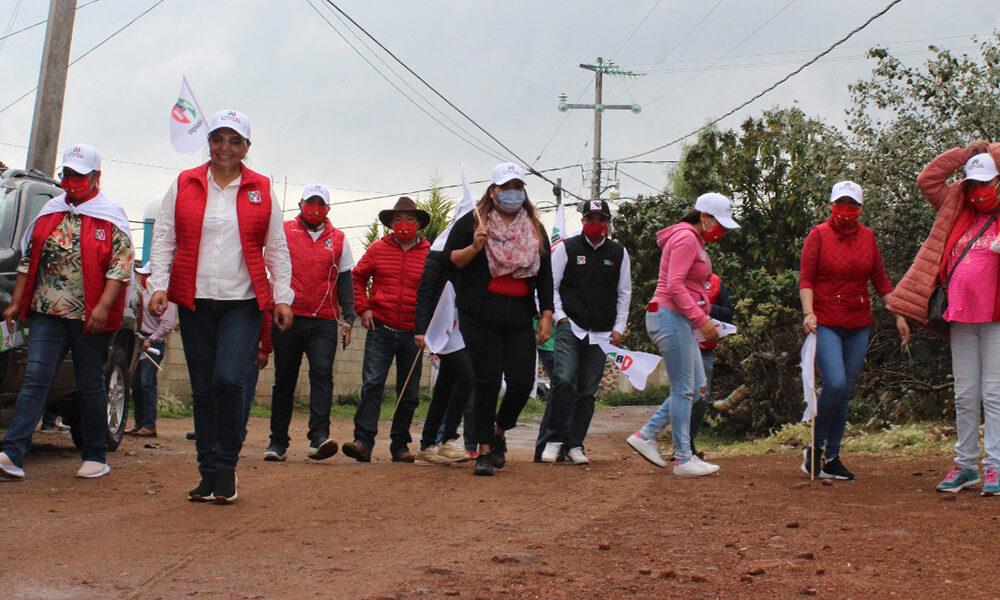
[651,223,711,327]
[887,143,1000,323]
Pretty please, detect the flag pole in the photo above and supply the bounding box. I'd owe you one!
[810,411,816,482]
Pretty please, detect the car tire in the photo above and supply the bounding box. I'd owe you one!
[67,349,130,452]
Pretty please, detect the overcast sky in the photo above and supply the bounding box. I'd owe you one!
[0,0,996,254]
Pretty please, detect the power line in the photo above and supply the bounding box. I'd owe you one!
[0,0,164,116]
[0,0,101,43]
[617,167,662,193]
[321,0,585,200]
[0,0,24,57]
[612,0,906,163]
[610,0,663,60]
[304,0,507,162]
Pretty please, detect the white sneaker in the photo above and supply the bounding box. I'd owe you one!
[672,456,719,477]
[438,440,468,462]
[0,452,25,480]
[76,461,111,479]
[627,433,668,468]
[414,445,450,465]
[566,447,589,465]
[541,442,562,463]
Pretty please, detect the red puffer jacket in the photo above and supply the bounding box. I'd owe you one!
[353,234,429,330]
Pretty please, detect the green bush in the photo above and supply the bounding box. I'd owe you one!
[600,385,669,407]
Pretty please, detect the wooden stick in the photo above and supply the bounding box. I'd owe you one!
[810,412,816,482]
[393,351,422,412]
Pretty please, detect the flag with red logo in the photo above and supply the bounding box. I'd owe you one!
[549,200,566,253]
[170,77,208,154]
[596,340,661,391]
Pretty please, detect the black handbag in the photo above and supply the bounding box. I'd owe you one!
[928,209,1000,331]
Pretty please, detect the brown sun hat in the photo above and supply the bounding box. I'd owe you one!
[378,196,430,229]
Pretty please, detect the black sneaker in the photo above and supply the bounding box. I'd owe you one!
[187,472,216,502]
[800,446,823,477]
[186,431,197,441]
[820,457,855,481]
[342,440,372,463]
[263,443,287,462]
[213,469,238,504]
[473,453,494,476]
[308,438,339,461]
[491,434,507,469]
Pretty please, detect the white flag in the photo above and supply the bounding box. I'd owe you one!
[800,333,817,421]
[550,200,566,252]
[170,77,208,154]
[597,340,662,391]
[425,163,476,354]
[693,319,738,342]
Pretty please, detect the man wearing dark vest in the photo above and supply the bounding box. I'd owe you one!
[537,200,631,465]
[264,183,356,462]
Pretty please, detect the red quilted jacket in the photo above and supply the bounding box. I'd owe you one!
[352,234,429,330]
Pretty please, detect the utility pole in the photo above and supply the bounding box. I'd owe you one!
[26,0,77,177]
[559,57,642,199]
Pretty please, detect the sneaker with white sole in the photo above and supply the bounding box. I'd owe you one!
[566,447,589,465]
[307,438,339,461]
[438,439,469,462]
[76,461,111,479]
[0,451,25,480]
[415,445,451,465]
[541,442,562,463]
[626,432,668,468]
[263,444,287,462]
[672,456,719,477]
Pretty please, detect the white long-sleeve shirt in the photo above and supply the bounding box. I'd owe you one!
[552,236,632,344]
[148,170,294,305]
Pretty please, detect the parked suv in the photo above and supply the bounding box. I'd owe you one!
[0,168,138,451]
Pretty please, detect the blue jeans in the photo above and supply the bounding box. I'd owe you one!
[535,322,607,452]
[689,350,714,452]
[2,315,112,467]
[354,324,422,454]
[178,299,262,474]
[269,317,339,448]
[640,309,705,464]
[131,340,166,430]
[814,325,869,461]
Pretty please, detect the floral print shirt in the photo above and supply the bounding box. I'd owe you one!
[17,214,133,321]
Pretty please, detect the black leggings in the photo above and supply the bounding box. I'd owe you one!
[459,296,536,444]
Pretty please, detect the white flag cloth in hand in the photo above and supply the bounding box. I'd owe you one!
[430,162,475,252]
[693,319,738,342]
[800,333,817,421]
[549,201,567,252]
[597,340,662,391]
[170,77,208,154]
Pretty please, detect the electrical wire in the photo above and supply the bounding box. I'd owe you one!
[0,0,101,43]
[0,0,164,116]
[611,0,906,162]
[0,0,24,57]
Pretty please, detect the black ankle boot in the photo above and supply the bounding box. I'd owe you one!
[474,453,494,476]
[213,468,238,504]
[491,434,507,469]
[187,472,216,502]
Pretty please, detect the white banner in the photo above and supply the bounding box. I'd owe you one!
[597,340,662,391]
[549,200,566,252]
[170,76,208,154]
[800,333,817,421]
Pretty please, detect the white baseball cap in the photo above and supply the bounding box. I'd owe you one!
[963,153,999,183]
[490,162,527,186]
[301,183,331,205]
[830,180,863,205]
[61,143,101,175]
[694,192,740,229]
[208,109,251,141]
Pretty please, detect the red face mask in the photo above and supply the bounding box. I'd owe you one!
[300,204,329,226]
[968,184,999,213]
[392,221,417,242]
[582,222,609,243]
[831,203,862,225]
[60,175,94,201]
[701,222,725,243]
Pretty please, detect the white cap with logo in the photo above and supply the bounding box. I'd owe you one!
[208,109,251,141]
[830,180,864,205]
[301,183,331,205]
[61,143,101,175]
[490,162,526,186]
[963,153,999,183]
[694,192,740,229]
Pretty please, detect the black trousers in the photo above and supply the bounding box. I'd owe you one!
[420,348,474,449]
[459,295,536,445]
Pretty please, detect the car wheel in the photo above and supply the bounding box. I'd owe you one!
[104,349,129,451]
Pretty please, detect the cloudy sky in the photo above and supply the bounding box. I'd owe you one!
[0,0,996,254]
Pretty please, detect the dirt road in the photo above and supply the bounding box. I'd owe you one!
[0,407,991,599]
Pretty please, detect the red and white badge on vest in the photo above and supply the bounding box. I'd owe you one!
[95,228,106,241]
[248,190,262,204]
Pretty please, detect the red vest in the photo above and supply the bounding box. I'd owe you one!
[285,217,346,320]
[20,212,126,332]
[168,162,273,311]
[699,273,722,351]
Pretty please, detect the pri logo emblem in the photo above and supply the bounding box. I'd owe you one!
[171,98,198,124]
[577,256,587,265]
[95,228,106,241]
[605,350,634,372]
[325,239,333,250]
[248,191,262,204]
[69,146,86,159]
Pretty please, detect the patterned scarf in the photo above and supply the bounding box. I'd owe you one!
[485,208,540,278]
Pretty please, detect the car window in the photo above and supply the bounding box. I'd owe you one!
[0,188,16,248]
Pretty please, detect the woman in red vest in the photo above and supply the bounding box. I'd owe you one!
[148,110,294,504]
[0,144,133,481]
